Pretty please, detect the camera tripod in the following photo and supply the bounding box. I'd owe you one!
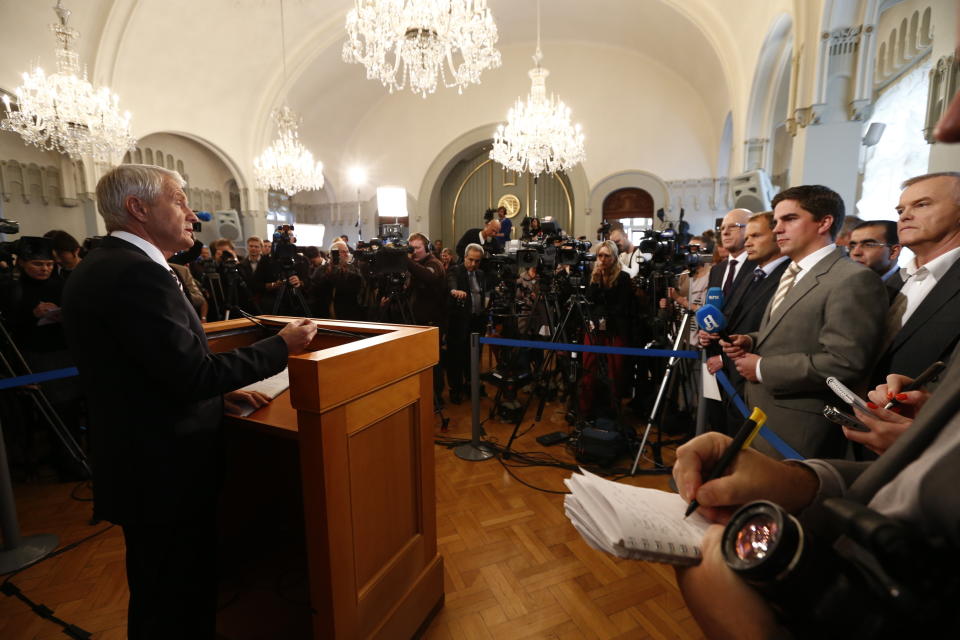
[0,315,91,479]
[271,270,311,317]
[502,285,615,456]
[630,306,696,474]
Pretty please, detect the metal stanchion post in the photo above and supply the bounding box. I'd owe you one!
[455,332,495,461]
[0,418,58,573]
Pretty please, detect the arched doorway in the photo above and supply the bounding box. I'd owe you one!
[602,187,654,244]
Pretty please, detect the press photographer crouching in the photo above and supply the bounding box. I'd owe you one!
[672,352,960,639]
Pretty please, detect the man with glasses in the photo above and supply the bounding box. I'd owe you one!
[707,209,755,301]
[848,220,902,286]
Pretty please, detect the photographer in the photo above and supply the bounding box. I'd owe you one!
[258,226,310,316]
[312,241,364,320]
[521,217,542,242]
[405,233,447,328]
[43,229,83,281]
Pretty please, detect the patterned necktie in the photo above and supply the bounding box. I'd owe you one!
[769,262,802,314]
[752,267,766,283]
[722,259,738,297]
[168,268,184,293]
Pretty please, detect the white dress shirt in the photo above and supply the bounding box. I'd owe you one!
[896,247,960,327]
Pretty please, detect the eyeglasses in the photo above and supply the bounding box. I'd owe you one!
[720,223,747,232]
[847,240,890,250]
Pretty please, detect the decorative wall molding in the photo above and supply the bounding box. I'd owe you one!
[0,159,80,207]
[925,53,959,143]
[744,137,769,171]
[666,177,731,216]
[875,6,933,91]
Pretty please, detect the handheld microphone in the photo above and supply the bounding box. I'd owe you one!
[705,286,724,309]
[696,304,732,343]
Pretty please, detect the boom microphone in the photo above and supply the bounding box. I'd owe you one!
[696,304,732,342]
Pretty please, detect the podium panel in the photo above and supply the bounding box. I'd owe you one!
[206,317,443,640]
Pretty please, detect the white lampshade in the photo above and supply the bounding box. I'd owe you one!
[377,186,408,218]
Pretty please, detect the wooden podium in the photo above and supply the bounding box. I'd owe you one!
[206,317,443,640]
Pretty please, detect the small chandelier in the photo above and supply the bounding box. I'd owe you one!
[343,0,502,98]
[253,0,324,196]
[254,106,324,196]
[1,0,135,162]
[490,1,584,175]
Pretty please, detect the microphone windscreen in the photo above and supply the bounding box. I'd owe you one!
[705,286,724,308]
[195,211,213,221]
[696,304,727,333]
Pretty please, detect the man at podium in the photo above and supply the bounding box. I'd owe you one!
[62,164,316,640]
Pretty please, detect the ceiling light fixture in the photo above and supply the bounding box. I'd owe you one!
[254,0,325,196]
[0,0,135,162]
[489,0,584,175]
[343,0,501,98]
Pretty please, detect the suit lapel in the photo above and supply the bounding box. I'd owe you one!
[758,249,842,345]
[721,258,757,314]
[888,258,960,353]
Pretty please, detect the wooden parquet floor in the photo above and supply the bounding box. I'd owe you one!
[2,388,704,639]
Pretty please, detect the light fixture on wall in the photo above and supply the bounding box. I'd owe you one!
[254,0,325,197]
[489,0,584,176]
[0,0,134,162]
[342,0,501,98]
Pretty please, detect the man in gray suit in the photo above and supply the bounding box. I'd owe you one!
[722,185,887,459]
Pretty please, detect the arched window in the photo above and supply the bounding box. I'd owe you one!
[266,190,295,239]
[602,188,654,245]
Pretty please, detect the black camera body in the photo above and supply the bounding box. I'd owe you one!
[722,498,960,639]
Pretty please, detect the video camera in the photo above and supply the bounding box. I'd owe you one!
[355,236,413,276]
[722,497,960,638]
[632,228,704,287]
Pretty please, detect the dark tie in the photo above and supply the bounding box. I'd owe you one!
[722,259,738,297]
[752,267,766,283]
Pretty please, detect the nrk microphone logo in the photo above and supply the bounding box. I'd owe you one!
[702,315,720,331]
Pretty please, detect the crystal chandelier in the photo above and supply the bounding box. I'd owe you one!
[343,0,502,98]
[253,0,324,196]
[490,2,584,175]
[0,1,134,162]
[254,106,325,196]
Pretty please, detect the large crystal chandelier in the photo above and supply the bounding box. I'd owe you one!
[254,106,324,196]
[253,0,324,196]
[343,0,501,98]
[1,1,134,162]
[490,2,584,175]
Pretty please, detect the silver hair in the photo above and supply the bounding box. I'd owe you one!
[96,164,186,232]
[464,242,485,257]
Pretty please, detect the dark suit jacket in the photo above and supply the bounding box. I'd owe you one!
[62,236,288,526]
[745,249,888,459]
[446,265,487,321]
[707,254,756,309]
[872,257,960,385]
[455,228,496,260]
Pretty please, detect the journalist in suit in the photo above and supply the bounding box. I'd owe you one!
[723,185,888,459]
[445,243,488,403]
[62,164,316,639]
[704,212,790,435]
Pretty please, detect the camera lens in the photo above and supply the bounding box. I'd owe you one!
[734,513,780,562]
[723,500,802,583]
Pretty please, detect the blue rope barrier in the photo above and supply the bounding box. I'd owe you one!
[479,336,699,359]
[714,370,804,460]
[0,367,79,390]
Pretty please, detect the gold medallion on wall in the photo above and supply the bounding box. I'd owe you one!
[497,194,521,218]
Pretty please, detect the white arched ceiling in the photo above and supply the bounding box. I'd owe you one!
[745,14,795,159]
[0,0,803,219]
